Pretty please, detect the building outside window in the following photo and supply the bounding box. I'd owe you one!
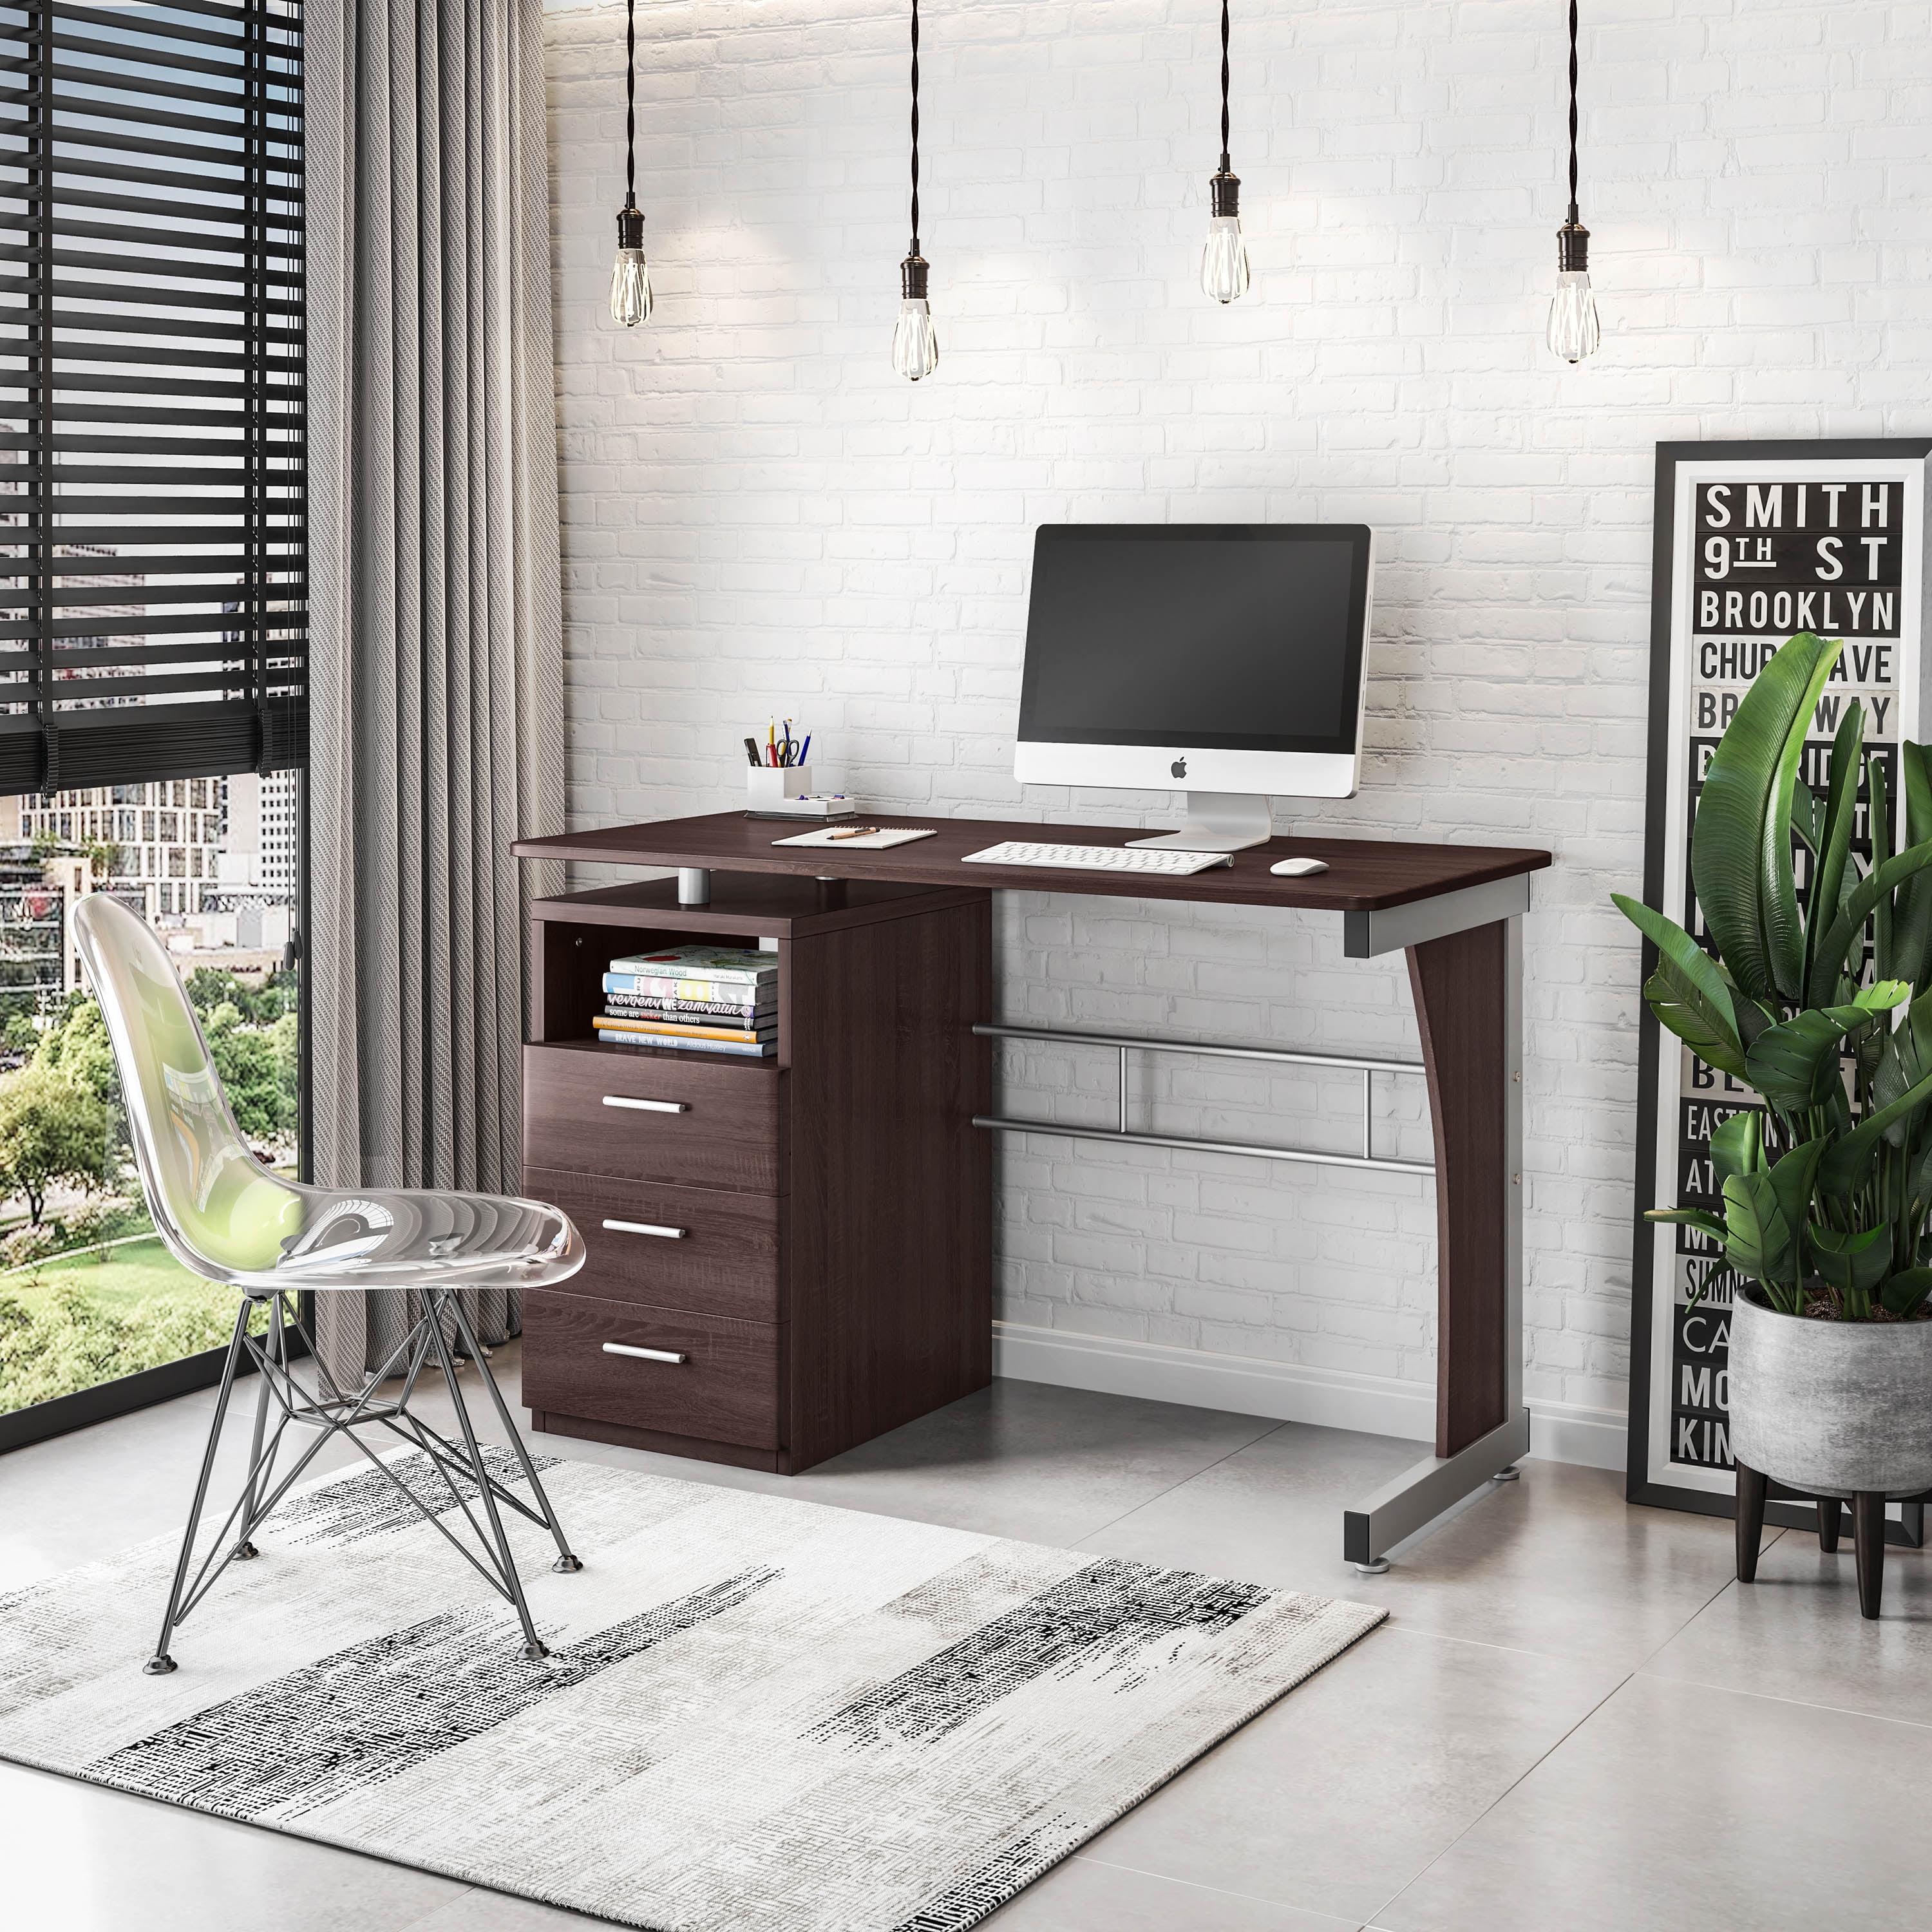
[0,0,305,1439]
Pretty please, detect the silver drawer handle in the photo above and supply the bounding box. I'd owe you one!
[602,1342,689,1365]
[602,1218,688,1240]
[602,1096,688,1114]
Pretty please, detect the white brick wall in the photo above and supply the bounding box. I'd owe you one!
[542,0,1932,1454]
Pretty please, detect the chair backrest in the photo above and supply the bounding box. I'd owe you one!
[71,893,300,1284]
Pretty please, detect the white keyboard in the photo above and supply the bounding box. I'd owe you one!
[962,840,1233,876]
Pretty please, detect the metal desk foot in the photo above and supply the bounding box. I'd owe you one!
[1341,1410,1531,1569]
[1493,1465,1522,1481]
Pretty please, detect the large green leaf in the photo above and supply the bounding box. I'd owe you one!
[1743,1001,1890,1111]
[1880,1268,1932,1318]
[1804,705,1865,991]
[1853,978,1913,1013]
[1874,987,1932,1144]
[1792,779,1821,853]
[1804,839,1932,1009]
[1767,1135,1826,1231]
[1613,893,1749,1081]
[1645,1206,1727,1242]
[1818,1066,1932,1200]
[1709,1109,1763,1185]
[1691,632,1840,1002]
[1721,1137,1826,1289]
[1721,1173,1791,1286]
[1809,1221,1892,1294]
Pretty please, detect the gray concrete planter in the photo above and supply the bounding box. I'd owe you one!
[1728,1288,1932,1499]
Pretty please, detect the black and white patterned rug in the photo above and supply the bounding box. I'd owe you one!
[0,1448,1383,1929]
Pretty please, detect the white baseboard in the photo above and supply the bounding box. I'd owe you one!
[991,1321,1627,1473]
[1523,1394,1630,1473]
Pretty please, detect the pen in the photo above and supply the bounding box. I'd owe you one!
[826,825,879,840]
[797,734,810,764]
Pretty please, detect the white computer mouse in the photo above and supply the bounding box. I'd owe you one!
[1269,857,1329,877]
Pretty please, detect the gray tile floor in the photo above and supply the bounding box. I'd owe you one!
[1,1354,1924,1931]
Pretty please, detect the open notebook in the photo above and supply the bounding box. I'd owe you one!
[771,827,938,851]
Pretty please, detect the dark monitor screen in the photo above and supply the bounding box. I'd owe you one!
[1017,525,1372,753]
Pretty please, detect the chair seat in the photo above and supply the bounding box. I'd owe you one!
[200,1184,584,1296]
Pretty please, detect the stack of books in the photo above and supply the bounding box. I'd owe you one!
[595,944,778,1057]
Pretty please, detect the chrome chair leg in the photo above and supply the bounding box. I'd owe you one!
[444,1293,582,1575]
[142,1290,577,1673]
[146,1300,256,1676]
[422,1291,550,1662]
[232,1294,285,1561]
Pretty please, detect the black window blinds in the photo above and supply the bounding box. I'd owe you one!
[0,0,303,796]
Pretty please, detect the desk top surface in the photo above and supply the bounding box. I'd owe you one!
[513,813,1551,913]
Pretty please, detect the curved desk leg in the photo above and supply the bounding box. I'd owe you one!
[1343,914,1529,1569]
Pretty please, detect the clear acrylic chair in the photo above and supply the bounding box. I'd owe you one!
[72,894,586,1674]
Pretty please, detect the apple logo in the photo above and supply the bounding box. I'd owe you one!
[1171,755,1188,779]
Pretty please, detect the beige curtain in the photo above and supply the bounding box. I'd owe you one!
[305,0,565,1376]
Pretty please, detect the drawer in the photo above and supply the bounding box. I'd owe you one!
[523,1043,782,1193]
[524,1166,782,1323]
[521,1289,782,1451]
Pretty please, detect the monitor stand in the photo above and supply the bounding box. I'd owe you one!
[1126,791,1274,854]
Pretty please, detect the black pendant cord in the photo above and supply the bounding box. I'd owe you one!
[909,0,922,257]
[1555,0,1586,273]
[623,0,638,213]
[1565,0,1579,227]
[1218,0,1231,175]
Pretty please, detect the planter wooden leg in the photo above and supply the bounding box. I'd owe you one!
[1735,1461,1768,1583]
[1853,1492,1886,1619]
[1817,1498,1841,1553]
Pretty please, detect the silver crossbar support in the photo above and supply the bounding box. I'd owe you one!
[972,1115,1430,1175]
[972,1023,1420,1075]
[1343,1411,1531,1566]
[972,1023,1432,1177]
[1343,873,1531,958]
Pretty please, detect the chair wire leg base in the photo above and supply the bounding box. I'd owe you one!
[422,1290,550,1662]
[141,1289,578,1673]
[444,1293,582,1575]
[146,1298,256,1675]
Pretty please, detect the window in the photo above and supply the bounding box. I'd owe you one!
[0,2,305,1441]
[0,0,305,791]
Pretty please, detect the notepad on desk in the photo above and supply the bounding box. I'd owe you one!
[772,826,938,850]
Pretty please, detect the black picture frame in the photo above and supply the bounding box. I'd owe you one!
[1629,437,1932,1542]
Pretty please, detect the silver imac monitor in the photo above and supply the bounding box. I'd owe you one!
[1014,524,1376,851]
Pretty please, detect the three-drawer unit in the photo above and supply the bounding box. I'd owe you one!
[518,873,992,1473]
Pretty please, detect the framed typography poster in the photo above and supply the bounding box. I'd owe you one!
[1628,439,1932,1528]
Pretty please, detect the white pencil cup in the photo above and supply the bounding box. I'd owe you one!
[748,764,812,808]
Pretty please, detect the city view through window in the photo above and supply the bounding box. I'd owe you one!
[0,1,305,1422]
[0,769,299,1417]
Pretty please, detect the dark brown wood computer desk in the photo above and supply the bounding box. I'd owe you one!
[513,813,1551,1570]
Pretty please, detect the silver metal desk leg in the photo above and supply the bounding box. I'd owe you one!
[1341,913,1528,1569]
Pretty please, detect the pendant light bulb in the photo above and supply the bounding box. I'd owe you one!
[1202,177,1249,305]
[1548,232,1598,365]
[609,0,650,328]
[611,203,651,328]
[1549,3,1598,363]
[1202,2,1249,304]
[894,252,939,382]
[894,1,936,381]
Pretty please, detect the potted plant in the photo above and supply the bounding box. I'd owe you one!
[1616,630,1932,1619]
